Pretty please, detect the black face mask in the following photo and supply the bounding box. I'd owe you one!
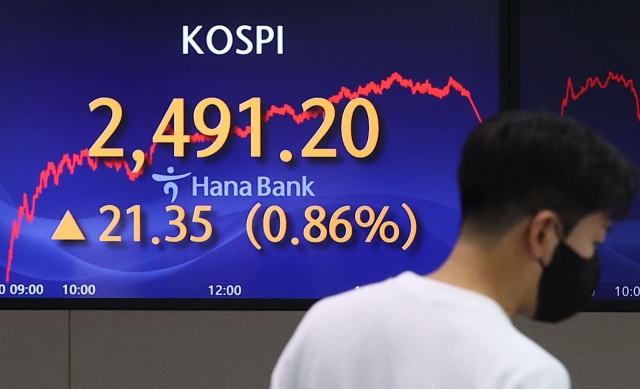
[533,241,601,322]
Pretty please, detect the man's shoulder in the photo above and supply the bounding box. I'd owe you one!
[293,271,516,359]
[307,271,510,323]
[297,275,401,333]
[302,273,570,382]
[272,272,570,389]
[494,337,571,389]
[476,318,570,388]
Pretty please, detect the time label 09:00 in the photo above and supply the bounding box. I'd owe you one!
[0,284,45,296]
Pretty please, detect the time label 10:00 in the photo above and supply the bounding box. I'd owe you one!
[88,96,379,159]
[614,285,640,298]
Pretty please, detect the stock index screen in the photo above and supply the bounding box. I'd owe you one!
[0,0,499,304]
[521,0,640,302]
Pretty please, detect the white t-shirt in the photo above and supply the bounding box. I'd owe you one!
[271,271,570,389]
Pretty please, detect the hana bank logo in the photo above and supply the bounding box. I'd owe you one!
[152,166,192,203]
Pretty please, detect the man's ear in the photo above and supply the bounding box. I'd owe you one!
[526,210,560,264]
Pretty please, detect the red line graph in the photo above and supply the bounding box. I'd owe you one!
[5,71,482,282]
[561,71,640,121]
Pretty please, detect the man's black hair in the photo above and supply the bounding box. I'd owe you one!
[458,110,640,235]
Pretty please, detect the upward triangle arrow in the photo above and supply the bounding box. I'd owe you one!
[51,210,86,241]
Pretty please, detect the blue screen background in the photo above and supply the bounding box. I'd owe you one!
[521,0,640,300]
[0,0,499,299]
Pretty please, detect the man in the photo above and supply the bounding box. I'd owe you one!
[270,111,639,388]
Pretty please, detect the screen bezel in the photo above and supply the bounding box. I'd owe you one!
[512,0,640,312]
[12,0,628,311]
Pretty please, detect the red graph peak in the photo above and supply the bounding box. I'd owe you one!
[6,72,483,282]
[262,72,482,124]
[561,71,640,121]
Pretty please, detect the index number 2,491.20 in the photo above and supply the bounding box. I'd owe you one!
[88,96,379,160]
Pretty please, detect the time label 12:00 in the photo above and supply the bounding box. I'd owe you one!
[88,96,379,160]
